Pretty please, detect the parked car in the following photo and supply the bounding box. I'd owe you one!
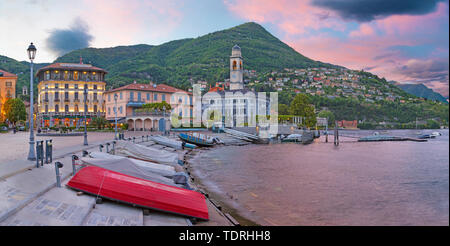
[0,126,8,132]
[19,126,25,131]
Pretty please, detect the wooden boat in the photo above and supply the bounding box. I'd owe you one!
[67,166,209,220]
[150,135,197,149]
[178,133,214,147]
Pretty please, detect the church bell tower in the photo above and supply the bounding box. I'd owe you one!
[230,45,244,90]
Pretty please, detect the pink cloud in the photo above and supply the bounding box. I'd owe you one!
[224,0,448,96]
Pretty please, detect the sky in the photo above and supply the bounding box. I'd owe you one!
[0,0,448,96]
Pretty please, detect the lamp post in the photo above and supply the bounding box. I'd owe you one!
[114,93,118,140]
[27,43,36,161]
[162,105,166,135]
[83,86,88,145]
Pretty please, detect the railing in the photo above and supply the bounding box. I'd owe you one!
[132,110,167,117]
[39,112,105,118]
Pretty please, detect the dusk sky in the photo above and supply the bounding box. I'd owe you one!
[1,0,448,96]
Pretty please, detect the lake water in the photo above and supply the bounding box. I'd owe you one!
[190,129,449,226]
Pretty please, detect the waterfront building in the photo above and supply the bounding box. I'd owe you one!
[104,82,192,131]
[202,45,270,128]
[0,69,17,121]
[36,62,107,127]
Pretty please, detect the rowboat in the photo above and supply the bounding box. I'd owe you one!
[67,166,209,220]
[150,135,197,149]
[178,133,214,147]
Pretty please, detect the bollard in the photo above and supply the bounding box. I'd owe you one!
[54,161,64,188]
[82,150,89,157]
[99,144,104,152]
[35,141,41,168]
[142,136,144,142]
[36,140,44,168]
[45,139,53,164]
[106,142,110,153]
[112,141,116,155]
[71,155,79,176]
[133,137,135,143]
[146,135,149,141]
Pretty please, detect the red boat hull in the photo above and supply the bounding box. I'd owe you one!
[67,166,208,220]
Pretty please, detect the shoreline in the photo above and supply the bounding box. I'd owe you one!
[183,143,261,226]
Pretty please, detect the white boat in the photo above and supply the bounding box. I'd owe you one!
[431,131,442,137]
[89,151,176,177]
[150,135,196,149]
[281,134,303,142]
[115,140,179,166]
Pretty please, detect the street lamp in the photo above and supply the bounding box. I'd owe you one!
[114,93,118,140]
[27,42,36,161]
[162,105,166,135]
[83,86,88,145]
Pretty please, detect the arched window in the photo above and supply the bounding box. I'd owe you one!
[232,61,237,70]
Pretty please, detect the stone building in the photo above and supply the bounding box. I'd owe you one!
[36,62,107,127]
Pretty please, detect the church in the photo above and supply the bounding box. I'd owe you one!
[200,45,271,128]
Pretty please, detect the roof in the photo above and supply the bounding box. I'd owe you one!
[106,83,192,95]
[0,69,18,78]
[232,44,241,50]
[36,63,107,74]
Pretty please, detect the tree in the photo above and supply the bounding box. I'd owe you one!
[2,98,27,126]
[92,117,109,130]
[318,110,335,126]
[278,103,290,115]
[289,94,316,127]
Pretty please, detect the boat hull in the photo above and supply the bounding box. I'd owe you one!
[178,133,214,147]
[67,166,209,220]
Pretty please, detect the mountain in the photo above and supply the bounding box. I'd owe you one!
[54,22,339,90]
[396,83,448,103]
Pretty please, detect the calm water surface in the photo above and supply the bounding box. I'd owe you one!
[191,129,449,225]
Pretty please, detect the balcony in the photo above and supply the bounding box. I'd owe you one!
[73,98,80,103]
[127,100,145,107]
[64,98,70,102]
[132,109,166,117]
[54,98,60,102]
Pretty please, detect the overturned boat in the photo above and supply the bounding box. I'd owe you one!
[114,141,180,166]
[150,135,197,149]
[178,133,214,147]
[88,151,176,178]
[67,166,209,220]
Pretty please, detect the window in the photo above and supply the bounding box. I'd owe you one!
[74,92,78,100]
[108,107,111,115]
[55,83,59,89]
[55,105,59,112]
[137,92,141,101]
[65,105,69,112]
[5,82,12,87]
[45,105,48,113]
[84,84,88,89]
[130,92,134,101]
[147,93,150,100]
[94,85,97,90]
[65,84,68,89]
[93,93,97,101]
[74,71,79,80]
[75,105,79,112]
[154,93,158,101]
[55,92,59,100]
[119,106,123,114]
[120,92,123,99]
[65,92,69,99]
[64,71,68,80]
[74,84,78,89]
[45,84,49,89]
[46,71,50,80]
[162,94,166,102]
[108,94,111,102]
[232,61,237,70]
[94,105,97,113]
[45,92,48,100]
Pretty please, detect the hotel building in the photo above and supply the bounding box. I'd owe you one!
[0,69,17,121]
[36,62,107,127]
[104,82,192,131]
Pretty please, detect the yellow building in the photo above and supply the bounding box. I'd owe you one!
[36,62,107,127]
[0,69,17,120]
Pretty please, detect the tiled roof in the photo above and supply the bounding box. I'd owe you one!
[36,63,107,74]
[0,69,17,78]
[107,83,191,94]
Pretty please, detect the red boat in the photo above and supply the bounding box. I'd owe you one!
[67,166,209,220]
